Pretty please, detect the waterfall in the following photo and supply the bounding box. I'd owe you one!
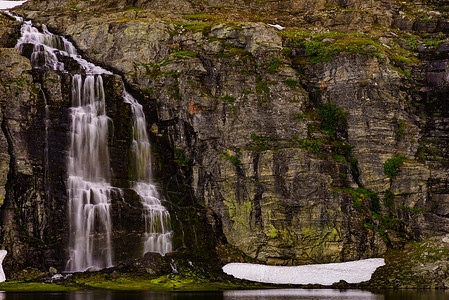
[66,74,114,271]
[12,13,172,270]
[123,92,172,255]
[14,16,114,271]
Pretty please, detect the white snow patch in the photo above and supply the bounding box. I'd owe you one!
[267,23,285,30]
[222,258,385,285]
[0,250,7,282]
[0,1,26,10]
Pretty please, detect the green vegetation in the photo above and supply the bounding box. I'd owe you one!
[282,30,385,63]
[383,155,407,178]
[341,187,380,213]
[174,147,190,166]
[125,5,144,12]
[396,119,406,139]
[183,13,219,21]
[333,154,347,163]
[405,37,419,51]
[220,151,242,166]
[170,50,198,59]
[172,21,214,34]
[0,282,78,292]
[5,78,27,88]
[71,274,240,291]
[284,78,298,89]
[317,102,348,138]
[220,95,236,102]
[215,43,250,58]
[262,57,283,73]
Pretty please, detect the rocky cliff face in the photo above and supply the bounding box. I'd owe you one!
[1,0,449,287]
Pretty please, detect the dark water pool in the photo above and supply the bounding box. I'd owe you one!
[1,289,448,300]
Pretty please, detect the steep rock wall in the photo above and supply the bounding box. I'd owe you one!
[2,0,449,277]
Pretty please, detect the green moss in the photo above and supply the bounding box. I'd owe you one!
[284,78,298,89]
[383,155,407,178]
[6,78,27,88]
[0,282,78,292]
[170,50,198,59]
[125,5,144,12]
[172,21,214,34]
[70,274,244,291]
[266,224,279,238]
[183,13,218,21]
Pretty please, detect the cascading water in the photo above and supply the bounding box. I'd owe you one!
[14,16,115,271]
[66,74,114,271]
[123,92,172,255]
[11,12,172,270]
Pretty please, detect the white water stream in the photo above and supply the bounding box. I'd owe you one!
[123,92,172,256]
[11,13,172,271]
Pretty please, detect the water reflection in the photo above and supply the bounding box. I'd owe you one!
[224,289,382,299]
[0,289,448,300]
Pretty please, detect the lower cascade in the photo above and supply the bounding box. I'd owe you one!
[11,13,172,271]
[123,92,172,255]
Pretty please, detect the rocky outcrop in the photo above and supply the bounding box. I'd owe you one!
[1,0,449,284]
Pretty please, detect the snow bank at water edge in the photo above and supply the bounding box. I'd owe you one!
[0,250,7,282]
[0,1,27,10]
[222,258,385,285]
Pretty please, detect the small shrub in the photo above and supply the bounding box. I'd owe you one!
[282,47,292,57]
[383,155,407,178]
[220,152,242,166]
[285,78,298,89]
[305,41,324,56]
[318,102,348,138]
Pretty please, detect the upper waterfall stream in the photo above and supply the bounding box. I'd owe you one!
[11,13,172,271]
